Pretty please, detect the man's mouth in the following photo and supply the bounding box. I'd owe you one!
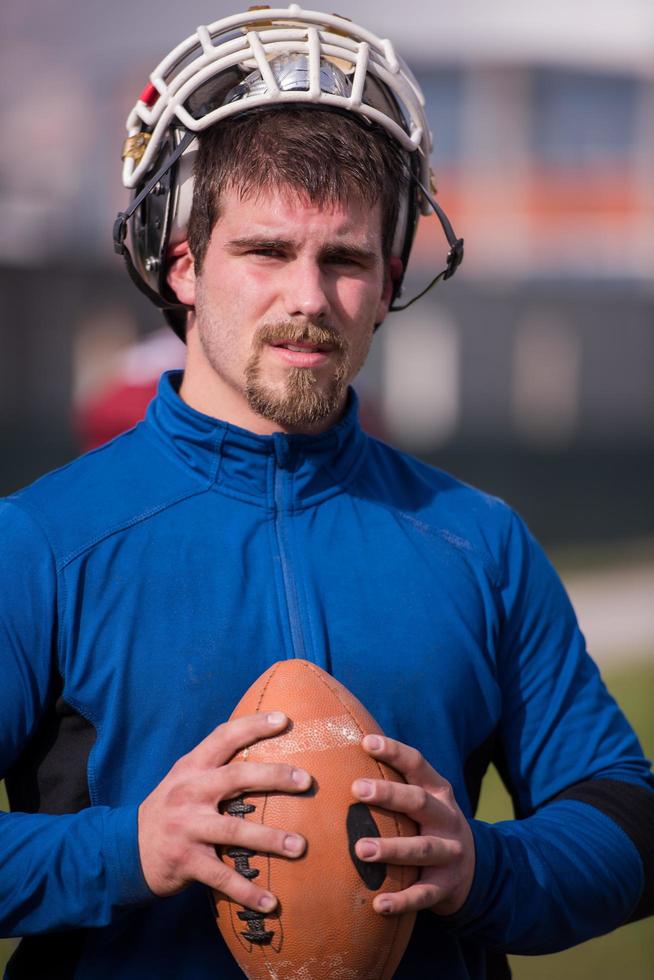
[263,338,337,368]
[254,323,346,371]
[272,341,332,354]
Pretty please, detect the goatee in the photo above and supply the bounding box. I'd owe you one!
[244,321,350,428]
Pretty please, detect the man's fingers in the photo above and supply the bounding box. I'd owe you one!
[190,711,290,768]
[361,734,448,791]
[355,834,458,868]
[164,760,311,807]
[138,719,313,898]
[187,761,311,806]
[187,849,278,914]
[192,813,306,858]
[349,736,475,919]
[352,776,448,824]
[372,881,442,916]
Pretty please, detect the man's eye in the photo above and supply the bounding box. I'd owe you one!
[251,248,283,258]
[326,255,367,270]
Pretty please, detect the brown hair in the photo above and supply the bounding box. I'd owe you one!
[187,107,408,272]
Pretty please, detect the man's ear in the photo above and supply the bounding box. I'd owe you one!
[375,257,403,327]
[167,241,196,307]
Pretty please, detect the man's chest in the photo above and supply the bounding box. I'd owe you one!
[59,500,503,811]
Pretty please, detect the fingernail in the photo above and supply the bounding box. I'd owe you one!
[267,711,286,725]
[377,898,393,915]
[259,893,277,913]
[354,779,374,799]
[284,833,304,855]
[358,840,378,859]
[292,768,310,788]
[364,735,383,751]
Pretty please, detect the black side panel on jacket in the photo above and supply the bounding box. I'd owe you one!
[485,949,512,979]
[5,690,96,815]
[554,777,654,921]
[5,933,85,980]
[4,687,95,978]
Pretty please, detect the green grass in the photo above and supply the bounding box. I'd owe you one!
[1,663,652,976]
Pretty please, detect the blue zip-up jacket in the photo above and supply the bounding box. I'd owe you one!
[1,372,653,978]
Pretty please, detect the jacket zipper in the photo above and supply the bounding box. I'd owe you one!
[273,452,308,661]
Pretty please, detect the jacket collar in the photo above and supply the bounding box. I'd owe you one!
[145,371,368,507]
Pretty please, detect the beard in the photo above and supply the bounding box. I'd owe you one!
[243,321,351,428]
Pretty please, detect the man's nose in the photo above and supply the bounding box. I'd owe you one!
[282,258,329,320]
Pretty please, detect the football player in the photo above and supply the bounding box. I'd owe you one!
[1,7,651,979]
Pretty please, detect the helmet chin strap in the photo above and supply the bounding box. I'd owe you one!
[389,175,464,312]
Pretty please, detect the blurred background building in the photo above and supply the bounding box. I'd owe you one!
[1,0,653,549]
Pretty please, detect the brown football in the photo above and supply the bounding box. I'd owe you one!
[213,659,418,980]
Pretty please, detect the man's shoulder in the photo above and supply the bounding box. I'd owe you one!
[359,436,518,561]
[4,422,201,565]
[363,436,510,515]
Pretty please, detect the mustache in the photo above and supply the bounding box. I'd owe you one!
[254,321,347,354]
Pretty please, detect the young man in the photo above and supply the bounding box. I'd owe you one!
[1,8,652,979]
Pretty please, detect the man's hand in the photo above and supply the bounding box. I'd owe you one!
[352,734,475,917]
[138,711,311,913]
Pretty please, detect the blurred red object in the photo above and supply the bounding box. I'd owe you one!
[75,329,185,451]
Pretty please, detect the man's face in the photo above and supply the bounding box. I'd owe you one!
[172,185,393,433]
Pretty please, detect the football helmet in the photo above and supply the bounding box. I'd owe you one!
[114,4,463,337]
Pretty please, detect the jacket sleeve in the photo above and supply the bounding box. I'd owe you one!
[447,509,654,953]
[0,500,152,936]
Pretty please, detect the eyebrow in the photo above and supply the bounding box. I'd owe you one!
[226,237,290,251]
[321,243,378,264]
[225,237,379,264]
